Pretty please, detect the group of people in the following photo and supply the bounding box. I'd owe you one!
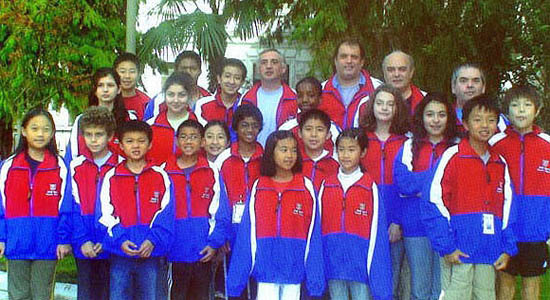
[0,37,547,300]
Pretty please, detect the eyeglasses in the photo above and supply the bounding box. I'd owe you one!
[178,134,200,141]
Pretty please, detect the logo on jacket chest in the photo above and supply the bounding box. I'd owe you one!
[150,191,160,203]
[537,159,550,174]
[496,181,504,194]
[354,203,369,216]
[45,183,59,196]
[293,203,304,216]
[201,187,212,200]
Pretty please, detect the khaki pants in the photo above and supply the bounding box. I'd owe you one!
[7,259,56,300]
[439,258,495,300]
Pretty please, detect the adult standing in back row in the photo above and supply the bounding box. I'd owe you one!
[240,49,298,146]
[319,39,383,129]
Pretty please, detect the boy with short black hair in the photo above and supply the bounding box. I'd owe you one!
[298,109,339,191]
[489,85,549,300]
[114,52,150,120]
[163,119,229,299]
[69,106,122,300]
[98,120,174,300]
[424,94,517,299]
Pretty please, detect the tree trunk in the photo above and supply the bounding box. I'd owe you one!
[125,0,137,53]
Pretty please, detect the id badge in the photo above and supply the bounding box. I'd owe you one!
[232,202,245,224]
[482,214,495,235]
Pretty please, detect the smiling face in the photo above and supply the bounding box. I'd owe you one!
[177,126,202,157]
[165,84,189,115]
[296,82,321,111]
[373,91,396,124]
[115,61,138,92]
[273,137,298,173]
[463,105,498,144]
[258,50,286,82]
[423,101,448,141]
[237,116,261,145]
[337,137,365,174]
[217,65,245,97]
[334,43,365,82]
[299,118,330,153]
[22,115,54,152]
[383,52,414,92]
[95,74,120,106]
[120,131,151,162]
[202,124,229,159]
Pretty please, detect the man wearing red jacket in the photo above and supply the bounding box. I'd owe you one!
[383,50,426,116]
[319,39,383,129]
[240,49,298,146]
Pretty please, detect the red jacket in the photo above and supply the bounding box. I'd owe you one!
[302,150,339,191]
[319,70,382,129]
[195,91,240,127]
[240,82,298,127]
[147,110,197,165]
[361,132,406,185]
[123,89,150,120]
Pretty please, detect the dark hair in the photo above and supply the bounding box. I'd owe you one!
[411,92,458,161]
[335,128,368,172]
[359,85,409,135]
[175,51,201,69]
[260,130,302,177]
[15,107,57,156]
[451,63,485,86]
[88,68,129,133]
[204,120,230,141]
[113,52,140,70]
[232,104,263,132]
[502,85,543,113]
[299,109,331,131]
[79,106,116,136]
[336,128,368,150]
[118,120,153,142]
[219,58,247,79]
[163,71,195,94]
[296,76,322,97]
[462,94,500,122]
[333,38,365,61]
[176,119,204,137]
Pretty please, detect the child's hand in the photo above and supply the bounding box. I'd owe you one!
[81,241,97,258]
[138,240,155,258]
[444,249,469,265]
[0,242,5,257]
[57,244,72,260]
[388,223,402,243]
[93,243,103,254]
[199,246,217,263]
[121,240,139,256]
[494,253,511,270]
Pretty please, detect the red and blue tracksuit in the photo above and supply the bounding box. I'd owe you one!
[69,153,124,259]
[146,110,197,165]
[393,138,456,237]
[278,113,341,156]
[195,91,241,141]
[423,138,518,263]
[64,112,137,162]
[404,84,426,116]
[240,82,298,128]
[98,162,175,258]
[0,151,71,260]
[163,155,230,262]
[319,169,392,299]
[490,126,550,243]
[123,89,150,121]
[227,175,325,297]
[302,149,339,192]
[143,86,211,121]
[215,142,263,245]
[360,132,406,225]
[319,70,383,129]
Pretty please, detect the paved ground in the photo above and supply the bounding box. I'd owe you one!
[0,271,76,300]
